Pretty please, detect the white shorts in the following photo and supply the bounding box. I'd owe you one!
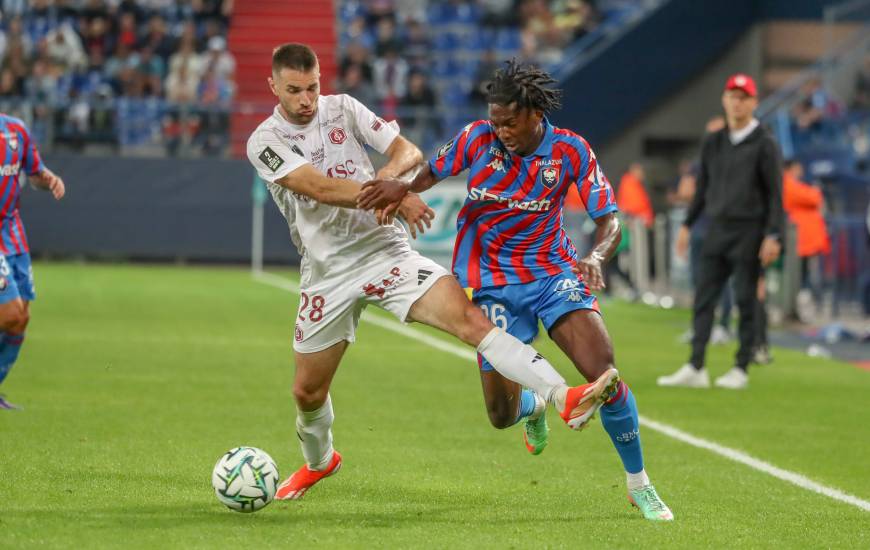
[293,251,451,353]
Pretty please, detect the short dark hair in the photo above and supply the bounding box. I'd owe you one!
[272,43,318,73]
[485,59,562,113]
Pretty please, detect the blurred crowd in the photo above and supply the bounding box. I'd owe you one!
[0,0,235,155]
[336,0,623,152]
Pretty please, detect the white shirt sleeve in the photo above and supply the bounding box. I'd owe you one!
[344,94,400,154]
[246,126,308,183]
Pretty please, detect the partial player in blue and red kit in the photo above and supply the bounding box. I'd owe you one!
[358,60,672,520]
[0,114,66,410]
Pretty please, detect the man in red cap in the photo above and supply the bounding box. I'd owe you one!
[659,73,784,390]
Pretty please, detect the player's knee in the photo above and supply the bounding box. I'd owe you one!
[458,304,491,346]
[292,383,328,409]
[0,308,27,333]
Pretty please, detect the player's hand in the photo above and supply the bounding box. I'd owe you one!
[675,225,690,260]
[396,193,435,239]
[357,179,410,217]
[758,236,781,267]
[573,254,605,291]
[44,172,65,200]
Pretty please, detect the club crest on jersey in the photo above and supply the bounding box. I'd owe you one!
[436,139,454,158]
[541,167,558,188]
[328,127,347,144]
[258,146,284,172]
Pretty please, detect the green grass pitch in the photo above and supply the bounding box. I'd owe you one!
[1,263,868,548]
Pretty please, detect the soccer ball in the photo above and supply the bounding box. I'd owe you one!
[211,446,280,513]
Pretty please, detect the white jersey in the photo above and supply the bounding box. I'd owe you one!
[247,94,413,284]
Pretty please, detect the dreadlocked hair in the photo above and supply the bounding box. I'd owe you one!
[485,59,562,113]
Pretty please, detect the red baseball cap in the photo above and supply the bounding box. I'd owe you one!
[725,73,757,97]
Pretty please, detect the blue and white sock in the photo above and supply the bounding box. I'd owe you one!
[0,332,24,385]
[599,381,645,475]
[514,388,544,424]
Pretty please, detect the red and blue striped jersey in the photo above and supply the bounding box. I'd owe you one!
[429,118,617,289]
[0,114,43,255]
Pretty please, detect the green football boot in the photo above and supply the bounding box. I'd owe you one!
[522,393,549,455]
[628,485,674,521]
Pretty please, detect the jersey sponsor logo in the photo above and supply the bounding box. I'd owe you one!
[291,133,305,141]
[326,159,356,178]
[320,114,344,127]
[0,163,21,177]
[258,146,285,172]
[436,139,455,158]
[486,158,506,172]
[328,127,347,144]
[371,117,385,131]
[467,187,552,212]
[295,324,303,342]
[311,147,325,165]
[488,146,505,158]
[535,159,562,166]
[541,167,558,188]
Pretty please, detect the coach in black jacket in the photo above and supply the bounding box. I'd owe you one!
[659,74,783,390]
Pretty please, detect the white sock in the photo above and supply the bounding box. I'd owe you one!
[295,394,334,470]
[529,391,547,420]
[477,328,568,407]
[626,469,650,491]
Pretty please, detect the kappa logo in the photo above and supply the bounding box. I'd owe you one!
[486,158,506,172]
[328,127,347,144]
[258,146,285,172]
[554,278,581,293]
[436,139,454,158]
[541,167,558,188]
[417,269,432,286]
[566,291,585,303]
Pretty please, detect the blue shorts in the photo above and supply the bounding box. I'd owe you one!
[472,270,599,371]
[0,253,35,304]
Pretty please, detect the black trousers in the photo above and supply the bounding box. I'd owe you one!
[690,222,764,370]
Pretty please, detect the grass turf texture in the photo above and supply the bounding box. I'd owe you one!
[1,263,868,548]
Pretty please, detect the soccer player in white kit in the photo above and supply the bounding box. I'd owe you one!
[247,43,618,501]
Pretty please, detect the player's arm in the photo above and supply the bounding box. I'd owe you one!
[274,164,362,208]
[677,137,711,258]
[29,168,65,200]
[758,136,784,267]
[574,212,620,291]
[376,135,423,180]
[357,163,441,213]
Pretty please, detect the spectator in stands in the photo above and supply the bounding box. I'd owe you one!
[0,68,22,98]
[793,76,842,138]
[103,42,139,95]
[617,162,654,229]
[135,47,165,97]
[2,41,30,94]
[470,49,500,106]
[338,63,377,110]
[660,74,783,390]
[400,69,440,149]
[340,41,374,84]
[168,28,203,81]
[374,17,402,57]
[373,45,409,104]
[165,53,200,104]
[402,18,430,69]
[852,54,870,110]
[201,36,235,82]
[341,15,375,51]
[81,16,113,59]
[139,15,175,63]
[782,159,830,318]
[116,12,139,50]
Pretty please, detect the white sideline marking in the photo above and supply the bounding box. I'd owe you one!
[254,271,870,513]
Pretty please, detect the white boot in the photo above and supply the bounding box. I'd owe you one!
[657,364,710,388]
[714,367,749,389]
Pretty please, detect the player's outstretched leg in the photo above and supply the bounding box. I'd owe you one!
[550,310,673,520]
[558,367,620,430]
[0,298,30,410]
[277,343,346,501]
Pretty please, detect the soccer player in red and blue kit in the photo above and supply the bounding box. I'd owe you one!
[0,114,66,410]
[359,61,672,520]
